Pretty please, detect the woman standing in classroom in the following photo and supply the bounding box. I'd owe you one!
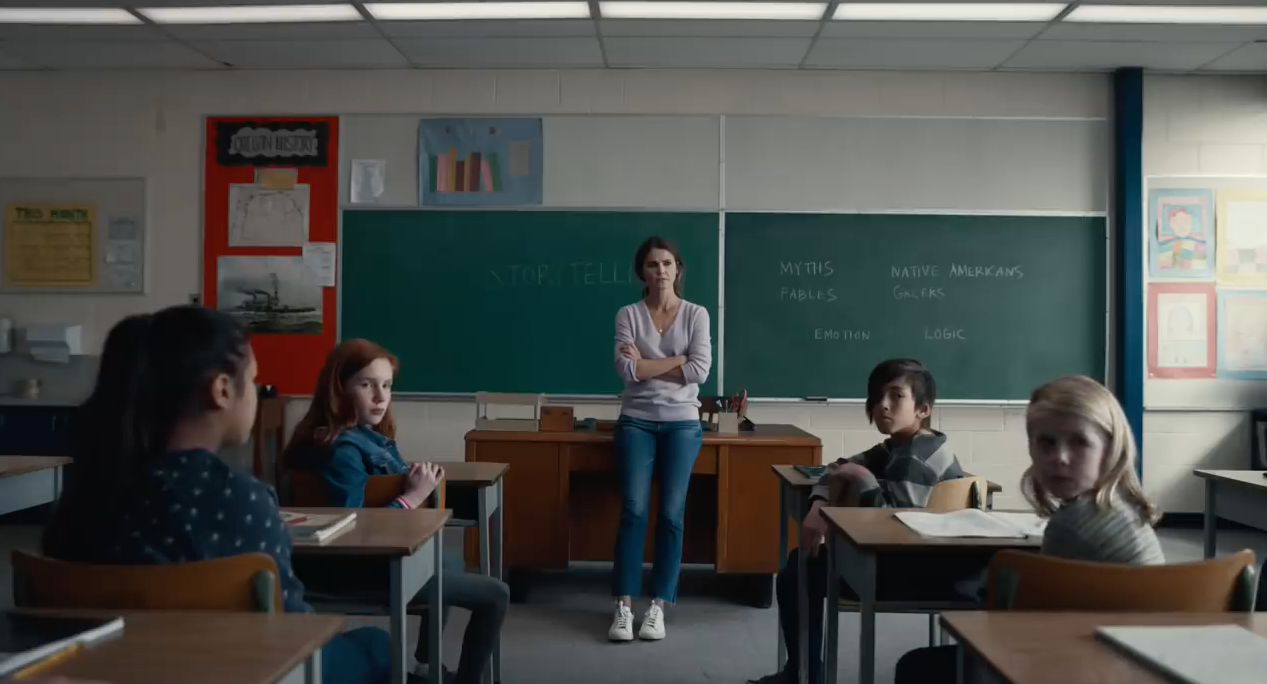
[608,236,713,643]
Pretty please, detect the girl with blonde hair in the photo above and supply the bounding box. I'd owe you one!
[1022,374,1162,562]
[892,375,1164,684]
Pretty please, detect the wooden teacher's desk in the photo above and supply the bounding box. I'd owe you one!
[464,424,820,602]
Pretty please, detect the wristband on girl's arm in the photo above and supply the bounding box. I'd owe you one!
[394,495,413,509]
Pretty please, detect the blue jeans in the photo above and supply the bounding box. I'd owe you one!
[611,415,702,602]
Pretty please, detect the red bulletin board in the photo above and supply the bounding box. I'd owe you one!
[203,116,339,395]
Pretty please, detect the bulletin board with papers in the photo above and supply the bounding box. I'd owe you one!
[0,177,147,294]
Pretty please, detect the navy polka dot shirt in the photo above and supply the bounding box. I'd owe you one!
[69,448,311,613]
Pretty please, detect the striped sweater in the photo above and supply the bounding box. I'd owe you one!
[1041,495,1165,564]
[810,429,963,508]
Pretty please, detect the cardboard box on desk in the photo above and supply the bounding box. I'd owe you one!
[473,392,545,431]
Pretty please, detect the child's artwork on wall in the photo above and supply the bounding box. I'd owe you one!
[1148,188,1213,278]
[419,118,543,207]
[1217,289,1267,378]
[1216,189,1267,285]
[1148,282,1215,378]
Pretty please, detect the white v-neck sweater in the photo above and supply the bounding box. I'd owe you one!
[613,300,712,421]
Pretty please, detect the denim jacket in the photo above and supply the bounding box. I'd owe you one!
[298,425,410,508]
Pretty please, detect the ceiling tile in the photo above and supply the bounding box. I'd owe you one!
[164,21,379,41]
[0,24,167,40]
[0,39,221,68]
[605,37,810,67]
[193,38,407,68]
[1003,40,1239,71]
[1041,23,1267,42]
[806,38,1023,69]
[394,37,602,67]
[600,19,820,37]
[1200,42,1267,72]
[380,19,595,38]
[821,20,1043,40]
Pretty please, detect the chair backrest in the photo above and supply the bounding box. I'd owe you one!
[288,469,409,508]
[987,548,1259,612]
[924,476,986,512]
[12,550,281,612]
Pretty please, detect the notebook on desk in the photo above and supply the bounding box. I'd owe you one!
[0,612,124,678]
[281,510,357,544]
[794,465,825,479]
[1095,624,1267,684]
[895,509,1047,538]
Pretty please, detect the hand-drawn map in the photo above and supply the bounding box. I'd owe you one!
[4,202,95,286]
[227,183,309,247]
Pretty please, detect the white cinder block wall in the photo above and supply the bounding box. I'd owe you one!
[1140,75,1267,514]
[0,69,1257,513]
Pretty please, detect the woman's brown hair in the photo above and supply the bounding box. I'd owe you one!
[285,339,398,461]
[1021,375,1160,526]
[633,236,684,298]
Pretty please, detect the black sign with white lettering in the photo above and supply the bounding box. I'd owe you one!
[214,120,329,167]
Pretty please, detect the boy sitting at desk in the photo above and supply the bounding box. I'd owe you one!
[749,358,966,684]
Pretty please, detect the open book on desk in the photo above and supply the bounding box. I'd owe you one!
[895,509,1047,539]
[281,510,357,544]
[1096,624,1267,684]
[0,612,124,678]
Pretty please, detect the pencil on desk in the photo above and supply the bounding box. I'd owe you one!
[12,642,82,679]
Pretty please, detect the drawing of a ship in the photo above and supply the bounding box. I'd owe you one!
[228,273,320,333]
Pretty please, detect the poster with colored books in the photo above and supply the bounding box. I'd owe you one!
[418,118,542,206]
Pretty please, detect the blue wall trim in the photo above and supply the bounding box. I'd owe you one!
[1114,68,1145,481]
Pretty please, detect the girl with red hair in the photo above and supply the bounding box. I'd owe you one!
[286,339,508,684]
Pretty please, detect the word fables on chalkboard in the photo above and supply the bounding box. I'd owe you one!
[215,121,330,166]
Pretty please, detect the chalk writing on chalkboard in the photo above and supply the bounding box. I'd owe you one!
[4,203,96,287]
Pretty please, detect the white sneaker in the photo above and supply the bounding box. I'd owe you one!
[608,602,634,642]
[638,603,666,641]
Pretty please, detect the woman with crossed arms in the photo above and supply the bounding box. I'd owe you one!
[608,236,713,643]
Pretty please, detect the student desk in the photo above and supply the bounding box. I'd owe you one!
[0,456,69,516]
[770,467,1003,682]
[287,507,450,684]
[940,611,1267,684]
[446,460,508,684]
[820,508,1041,684]
[464,424,820,604]
[1193,469,1267,558]
[17,609,340,684]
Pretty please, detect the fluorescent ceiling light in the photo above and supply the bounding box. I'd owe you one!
[1065,5,1267,24]
[364,2,591,20]
[834,2,1066,21]
[0,8,140,24]
[600,2,828,20]
[139,4,362,24]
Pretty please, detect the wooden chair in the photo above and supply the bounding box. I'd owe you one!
[924,477,986,512]
[288,469,436,508]
[11,550,281,612]
[834,476,987,647]
[987,548,1259,611]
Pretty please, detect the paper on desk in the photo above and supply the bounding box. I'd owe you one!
[895,509,1046,539]
[1096,624,1267,684]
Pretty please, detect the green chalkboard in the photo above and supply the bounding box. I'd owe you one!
[723,213,1106,400]
[340,210,719,395]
